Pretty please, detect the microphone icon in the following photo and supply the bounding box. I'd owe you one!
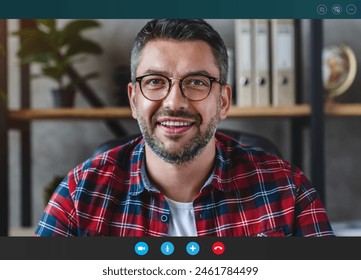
[161,242,174,255]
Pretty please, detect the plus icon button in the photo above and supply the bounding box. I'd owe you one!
[186,242,200,256]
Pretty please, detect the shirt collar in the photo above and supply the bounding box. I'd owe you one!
[140,159,160,193]
[128,133,236,196]
[140,156,215,195]
[207,133,239,192]
[128,139,147,196]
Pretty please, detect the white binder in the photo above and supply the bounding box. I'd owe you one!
[226,48,234,90]
[271,19,295,106]
[234,19,253,107]
[253,19,271,106]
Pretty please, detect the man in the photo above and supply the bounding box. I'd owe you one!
[35,19,334,237]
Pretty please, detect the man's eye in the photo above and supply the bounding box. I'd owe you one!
[190,80,205,85]
[186,78,209,87]
[144,78,167,87]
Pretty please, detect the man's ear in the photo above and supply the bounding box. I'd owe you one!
[128,82,138,119]
[219,84,232,120]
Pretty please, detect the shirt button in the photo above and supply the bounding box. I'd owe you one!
[161,215,168,223]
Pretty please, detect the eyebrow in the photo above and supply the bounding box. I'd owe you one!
[140,69,215,77]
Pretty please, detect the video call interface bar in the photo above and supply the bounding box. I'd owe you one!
[0,237,359,260]
[0,0,360,18]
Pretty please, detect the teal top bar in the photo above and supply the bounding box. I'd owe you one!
[0,0,360,19]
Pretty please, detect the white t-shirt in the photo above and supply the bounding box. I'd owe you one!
[165,196,197,236]
[140,159,213,237]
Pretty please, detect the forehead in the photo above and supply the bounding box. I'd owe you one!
[137,39,219,76]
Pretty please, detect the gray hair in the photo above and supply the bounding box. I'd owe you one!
[130,19,228,84]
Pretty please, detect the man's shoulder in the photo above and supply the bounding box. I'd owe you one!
[215,131,291,169]
[76,136,144,174]
[214,131,302,192]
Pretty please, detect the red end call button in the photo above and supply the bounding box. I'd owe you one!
[212,241,225,255]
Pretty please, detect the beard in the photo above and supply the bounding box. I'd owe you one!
[136,103,221,165]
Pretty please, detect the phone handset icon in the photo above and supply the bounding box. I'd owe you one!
[212,242,225,255]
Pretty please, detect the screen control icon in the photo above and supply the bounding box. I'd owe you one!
[134,241,149,256]
[161,241,175,256]
[186,242,200,256]
[212,241,225,255]
[346,4,357,15]
[332,4,342,15]
[317,4,327,15]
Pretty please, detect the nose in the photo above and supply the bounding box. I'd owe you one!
[162,79,189,110]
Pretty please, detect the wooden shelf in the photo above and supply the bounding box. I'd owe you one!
[228,104,310,117]
[7,104,311,121]
[8,107,134,121]
[325,103,361,117]
[7,103,361,122]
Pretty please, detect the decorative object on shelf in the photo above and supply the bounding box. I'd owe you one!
[323,44,357,98]
[51,88,76,107]
[14,19,103,107]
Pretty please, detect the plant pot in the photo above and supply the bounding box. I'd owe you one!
[52,88,76,107]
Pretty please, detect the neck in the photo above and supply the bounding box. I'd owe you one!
[145,139,216,202]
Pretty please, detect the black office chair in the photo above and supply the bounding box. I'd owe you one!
[93,128,282,158]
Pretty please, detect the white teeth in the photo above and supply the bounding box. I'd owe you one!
[160,121,191,127]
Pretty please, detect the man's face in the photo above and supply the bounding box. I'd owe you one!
[128,39,231,165]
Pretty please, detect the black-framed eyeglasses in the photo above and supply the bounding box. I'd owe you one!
[135,73,223,101]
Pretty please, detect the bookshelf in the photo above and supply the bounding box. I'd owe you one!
[0,19,332,236]
[7,105,310,121]
[7,103,361,122]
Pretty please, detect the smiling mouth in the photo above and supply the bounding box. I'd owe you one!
[156,119,196,136]
[159,121,193,127]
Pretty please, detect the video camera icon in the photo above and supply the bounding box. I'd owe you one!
[134,241,149,256]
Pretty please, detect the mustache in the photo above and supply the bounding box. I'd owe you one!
[152,109,202,124]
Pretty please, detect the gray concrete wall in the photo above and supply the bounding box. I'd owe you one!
[7,19,361,231]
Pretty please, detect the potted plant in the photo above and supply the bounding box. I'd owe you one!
[14,19,103,107]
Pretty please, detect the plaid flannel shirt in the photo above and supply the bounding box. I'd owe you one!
[35,132,334,237]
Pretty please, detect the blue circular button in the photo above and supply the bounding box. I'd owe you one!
[186,241,200,256]
[134,241,149,256]
[161,241,175,255]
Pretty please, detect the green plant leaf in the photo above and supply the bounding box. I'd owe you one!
[62,20,101,44]
[41,66,65,83]
[13,18,103,91]
[0,88,7,104]
[16,30,53,58]
[21,53,52,64]
[66,38,103,57]
[0,43,5,56]
[36,19,56,32]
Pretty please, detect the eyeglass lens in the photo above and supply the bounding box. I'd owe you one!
[140,75,213,101]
